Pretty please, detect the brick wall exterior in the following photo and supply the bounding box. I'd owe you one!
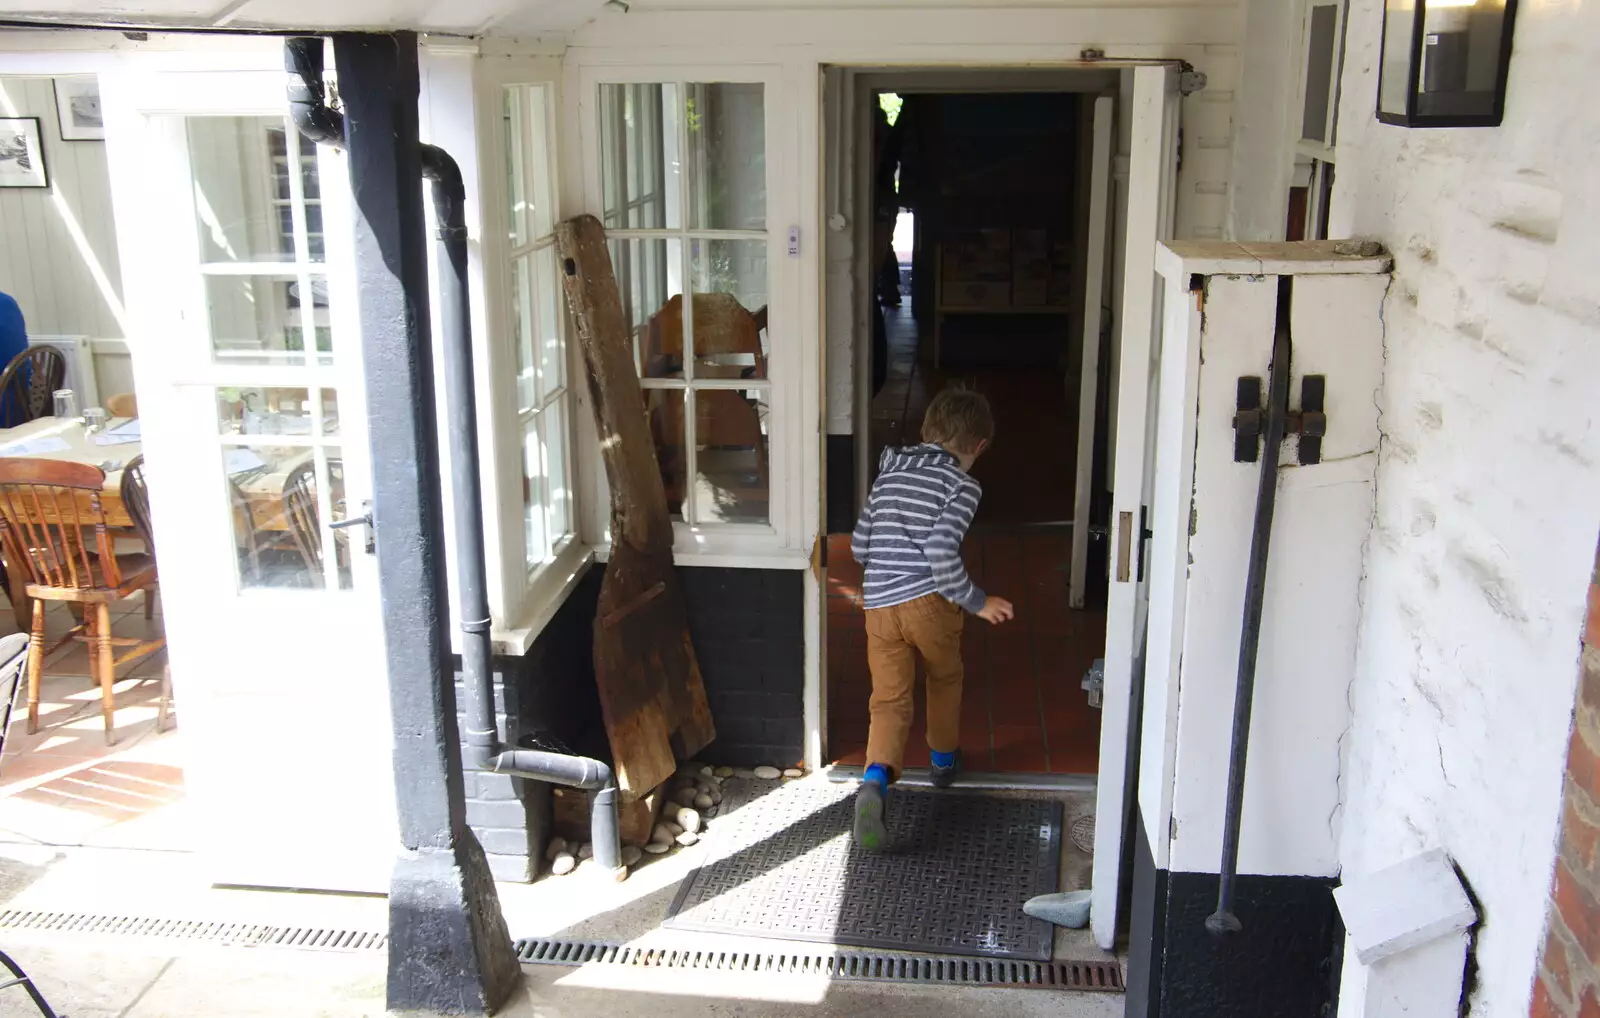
[451,563,805,879]
[454,567,603,883]
[680,567,805,769]
[1532,543,1600,1016]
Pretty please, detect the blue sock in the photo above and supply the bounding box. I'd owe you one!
[931,749,956,769]
[863,763,891,792]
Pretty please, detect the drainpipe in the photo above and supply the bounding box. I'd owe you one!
[284,37,622,876]
[1206,278,1293,936]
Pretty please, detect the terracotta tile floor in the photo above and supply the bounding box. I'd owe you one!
[827,530,1105,774]
[833,303,1106,774]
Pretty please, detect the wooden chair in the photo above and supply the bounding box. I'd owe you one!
[0,459,165,745]
[282,461,322,581]
[643,294,770,514]
[121,456,171,731]
[0,347,67,429]
[105,392,138,418]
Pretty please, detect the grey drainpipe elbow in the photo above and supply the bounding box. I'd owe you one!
[284,36,624,879]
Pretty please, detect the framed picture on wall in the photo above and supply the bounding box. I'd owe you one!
[52,77,103,141]
[0,117,47,189]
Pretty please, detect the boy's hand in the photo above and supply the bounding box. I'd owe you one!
[977,596,1014,625]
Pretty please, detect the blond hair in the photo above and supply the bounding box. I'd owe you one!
[920,387,994,454]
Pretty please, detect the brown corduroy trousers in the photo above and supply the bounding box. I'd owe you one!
[863,593,965,776]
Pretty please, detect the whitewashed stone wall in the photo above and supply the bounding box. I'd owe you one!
[1329,1,1600,1014]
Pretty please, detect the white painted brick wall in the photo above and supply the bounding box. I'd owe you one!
[1329,1,1600,1014]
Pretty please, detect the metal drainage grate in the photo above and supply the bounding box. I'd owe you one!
[514,937,1124,992]
[0,910,388,952]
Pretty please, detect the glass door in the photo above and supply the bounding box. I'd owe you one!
[103,65,393,892]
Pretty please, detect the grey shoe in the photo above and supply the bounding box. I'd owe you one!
[931,748,963,789]
[854,781,888,852]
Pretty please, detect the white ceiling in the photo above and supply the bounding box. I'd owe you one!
[0,0,610,37]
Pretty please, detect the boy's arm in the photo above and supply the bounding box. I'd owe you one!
[925,479,986,614]
[851,501,873,565]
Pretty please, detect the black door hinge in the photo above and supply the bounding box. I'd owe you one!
[1233,375,1327,466]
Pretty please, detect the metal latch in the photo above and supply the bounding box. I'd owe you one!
[1082,658,1105,709]
[1233,375,1327,466]
[330,499,375,554]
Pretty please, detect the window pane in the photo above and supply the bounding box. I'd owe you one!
[522,416,548,569]
[204,275,331,366]
[690,238,768,380]
[542,399,571,555]
[694,388,768,524]
[1301,4,1338,143]
[684,83,766,231]
[188,117,323,265]
[215,387,338,437]
[1379,0,1416,117]
[1415,2,1508,120]
[608,237,684,379]
[534,245,564,404]
[645,389,687,521]
[525,85,556,239]
[599,82,680,230]
[505,87,529,249]
[229,445,348,590]
[511,256,537,412]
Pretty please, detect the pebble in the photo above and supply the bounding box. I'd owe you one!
[694,793,714,810]
[643,841,671,855]
[710,788,723,806]
[715,766,735,779]
[652,823,676,845]
[783,768,804,779]
[675,831,700,847]
[666,822,684,837]
[734,768,757,780]
[578,843,594,860]
[544,837,568,862]
[550,853,576,876]
[699,765,714,779]
[662,799,682,819]
[753,766,782,780]
[673,786,699,807]
[677,808,702,834]
[1023,890,1092,929]
[621,845,643,867]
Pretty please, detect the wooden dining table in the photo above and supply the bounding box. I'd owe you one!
[0,416,305,627]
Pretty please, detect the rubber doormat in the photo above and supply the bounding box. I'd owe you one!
[664,780,1062,961]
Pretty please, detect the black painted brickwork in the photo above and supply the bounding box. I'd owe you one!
[1126,812,1344,1018]
[452,567,603,882]
[452,564,805,877]
[679,567,806,769]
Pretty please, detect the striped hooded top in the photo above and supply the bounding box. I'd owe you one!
[850,443,985,614]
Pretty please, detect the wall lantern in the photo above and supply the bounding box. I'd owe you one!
[1377,0,1517,127]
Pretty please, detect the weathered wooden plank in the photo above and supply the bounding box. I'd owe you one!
[555,215,715,800]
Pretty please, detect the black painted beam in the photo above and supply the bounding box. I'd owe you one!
[331,30,520,1014]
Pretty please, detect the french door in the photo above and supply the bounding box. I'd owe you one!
[103,63,394,892]
[1090,65,1182,951]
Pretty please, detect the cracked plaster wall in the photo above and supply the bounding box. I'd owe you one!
[1329,1,1600,1014]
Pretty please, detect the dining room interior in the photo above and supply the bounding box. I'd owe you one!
[0,71,359,862]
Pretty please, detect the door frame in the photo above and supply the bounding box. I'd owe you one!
[95,47,396,892]
[821,62,1183,951]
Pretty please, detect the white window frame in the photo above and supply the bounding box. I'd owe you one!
[475,55,593,654]
[575,63,802,566]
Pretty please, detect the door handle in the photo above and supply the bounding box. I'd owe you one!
[330,500,374,554]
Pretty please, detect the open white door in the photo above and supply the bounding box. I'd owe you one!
[1090,65,1181,950]
[102,61,394,892]
[1069,95,1115,610]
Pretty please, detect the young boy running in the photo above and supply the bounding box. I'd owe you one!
[850,387,1014,851]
